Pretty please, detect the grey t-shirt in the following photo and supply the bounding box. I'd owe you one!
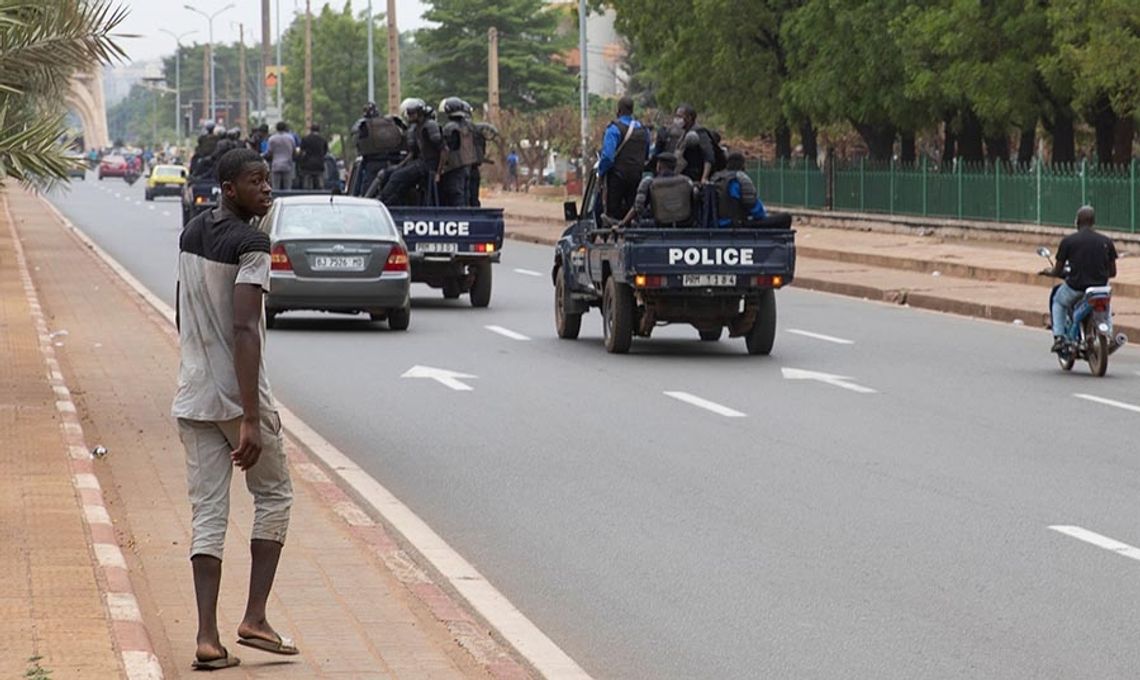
[172,208,275,421]
[267,132,297,173]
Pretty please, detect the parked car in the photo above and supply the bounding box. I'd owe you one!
[66,153,87,180]
[262,195,412,330]
[97,155,128,180]
[145,164,188,201]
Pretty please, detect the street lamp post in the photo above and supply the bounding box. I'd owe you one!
[185,3,235,125]
[367,0,375,104]
[159,29,196,143]
[276,0,282,117]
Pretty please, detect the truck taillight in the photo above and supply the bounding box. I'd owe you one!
[752,275,785,288]
[634,274,664,288]
[385,245,409,272]
[270,244,292,271]
[473,243,496,253]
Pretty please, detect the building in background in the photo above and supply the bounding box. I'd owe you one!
[550,2,627,98]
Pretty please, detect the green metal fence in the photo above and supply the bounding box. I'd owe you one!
[748,159,1140,232]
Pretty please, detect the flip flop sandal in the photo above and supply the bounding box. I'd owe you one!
[236,634,300,656]
[191,647,241,671]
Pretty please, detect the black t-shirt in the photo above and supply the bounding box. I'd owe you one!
[1057,228,1117,291]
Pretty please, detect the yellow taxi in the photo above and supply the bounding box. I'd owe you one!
[145,164,188,201]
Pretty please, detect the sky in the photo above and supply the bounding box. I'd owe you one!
[116,0,431,64]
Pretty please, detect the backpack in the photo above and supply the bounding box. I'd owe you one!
[701,127,728,173]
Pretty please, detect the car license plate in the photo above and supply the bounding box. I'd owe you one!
[683,274,737,287]
[311,255,366,271]
[417,242,458,254]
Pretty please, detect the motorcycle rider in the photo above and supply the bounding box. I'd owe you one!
[1040,205,1118,352]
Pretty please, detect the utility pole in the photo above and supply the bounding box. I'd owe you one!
[261,0,272,113]
[159,29,195,142]
[238,24,248,133]
[202,47,210,126]
[387,0,401,115]
[304,0,313,129]
[276,0,283,117]
[578,0,589,161]
[367,0,375,104]
[487,27,500,126]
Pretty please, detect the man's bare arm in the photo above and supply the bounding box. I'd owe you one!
[231,283,264,470]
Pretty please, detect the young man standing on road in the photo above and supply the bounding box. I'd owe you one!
[1041,205,1118,352]
[173,148,297,670]
[267,121,297,191]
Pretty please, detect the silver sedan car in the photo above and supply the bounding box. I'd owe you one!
[263,195,411,330]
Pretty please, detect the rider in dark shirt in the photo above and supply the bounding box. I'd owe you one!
[1041,205,1118,351]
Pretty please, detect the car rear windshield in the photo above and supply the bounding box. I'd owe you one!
[277,203,397,238]
[155,166,183,175]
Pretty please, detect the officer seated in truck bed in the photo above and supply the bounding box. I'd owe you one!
[617,152,696,228]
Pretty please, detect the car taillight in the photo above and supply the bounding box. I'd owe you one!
[385,245,409,272]
[270,244,292,271]
[752,275,785,288]
[1090,297,1110,312]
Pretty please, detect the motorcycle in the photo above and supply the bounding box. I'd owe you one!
[124,169,140,186]
[1037,246,1126,376]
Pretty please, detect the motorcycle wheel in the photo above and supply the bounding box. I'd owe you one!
[1087,332,1108,377]
[1057,349,1075,372]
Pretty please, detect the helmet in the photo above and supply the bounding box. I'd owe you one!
[461,99,473,116]
[399,98,426,118]
[204,121,216,133]
[442,97,466,117]
[227,127,241,139]
[362,101,379,118]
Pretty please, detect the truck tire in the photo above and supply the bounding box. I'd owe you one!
[442,278,462,299]
[266,310,279,329]
[699,328,722,342]
[555,271,582,339]
[746,289,777,355]
[603,277,634,354]
[387,305,411,331]
[470,262,492,308]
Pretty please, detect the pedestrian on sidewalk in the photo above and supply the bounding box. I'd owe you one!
[173,148,298,670]
[299,123,329,190]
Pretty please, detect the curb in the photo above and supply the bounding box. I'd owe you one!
[3,194,163,680]
[34,193,587,680]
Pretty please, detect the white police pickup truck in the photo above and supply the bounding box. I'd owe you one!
[552,172,796,354]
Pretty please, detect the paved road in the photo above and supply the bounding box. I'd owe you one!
[48,179,1140,679]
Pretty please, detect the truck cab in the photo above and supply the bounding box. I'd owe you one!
[552,169,796,354]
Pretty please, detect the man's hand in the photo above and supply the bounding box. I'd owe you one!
[1038,268,1055,277]
[231,416,263,470]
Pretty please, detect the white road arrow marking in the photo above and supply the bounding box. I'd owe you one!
[514,268,543,277]
[781,368,877,394]
[401,365,477,391]
[787,329,854,345]
[485,325,530,341]
[1050,525,1140,562]
[664,391,746,417]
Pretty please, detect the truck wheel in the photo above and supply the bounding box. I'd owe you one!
[555,271,581,339]
[746,289,777,355]
[603,278,634,354]
[266,310,279,329]
[442,278,462,299]
[145,190,154,201]
[470,262,492,308]
[387,305,411,331]
[699,328,722,342]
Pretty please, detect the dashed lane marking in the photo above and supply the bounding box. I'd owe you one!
[786,328,855,345]
[1050,525,1140,562]
[1074,393,1140,414]
[513,268,543,277]
[664,391,746,418]
[485,325,531,341]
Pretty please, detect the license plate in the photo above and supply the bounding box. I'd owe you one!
[417,242,458,254]
[683,274,737,287]
[311,255,366,271]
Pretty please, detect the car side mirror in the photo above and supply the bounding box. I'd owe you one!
[564,201,579,222]
[1037,246,1051,258]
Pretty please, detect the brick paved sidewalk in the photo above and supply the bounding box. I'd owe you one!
[4,187,497,679]
[0,197,125,678]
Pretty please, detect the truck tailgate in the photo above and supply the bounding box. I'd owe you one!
[622,228,796,278]
[389,207,504,258]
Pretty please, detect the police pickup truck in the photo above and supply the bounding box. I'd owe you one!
[182,179,220,227]
[552,171,796,354]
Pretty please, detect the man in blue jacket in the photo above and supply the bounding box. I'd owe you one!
[598,96,650,221]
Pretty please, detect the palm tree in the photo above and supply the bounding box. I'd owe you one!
[0,0,126,187]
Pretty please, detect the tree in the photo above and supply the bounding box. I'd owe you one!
[0,0,125,185]
[413,0,576,112]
